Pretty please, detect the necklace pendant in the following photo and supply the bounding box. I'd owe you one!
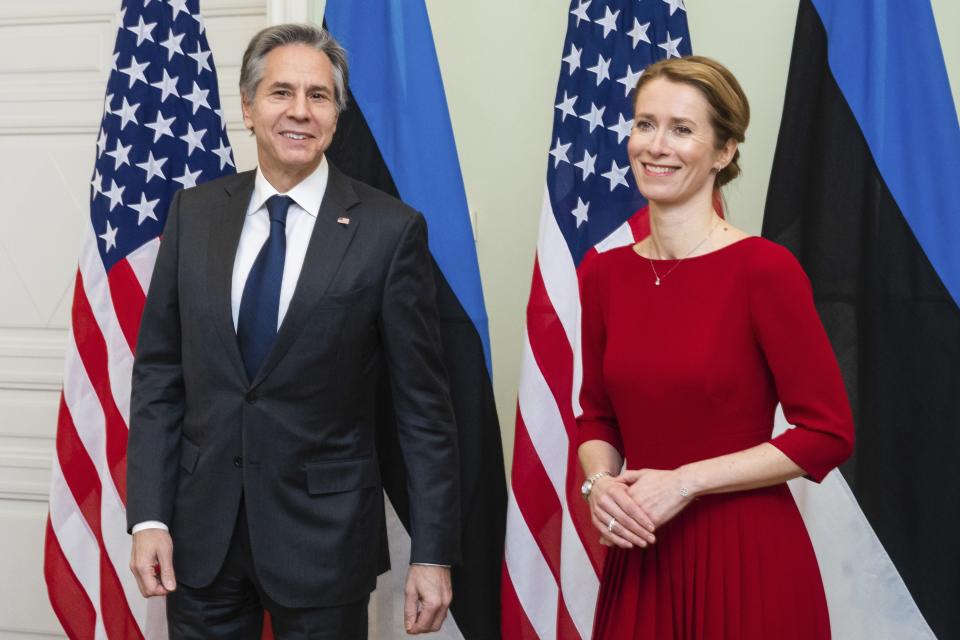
[655,277,661,286]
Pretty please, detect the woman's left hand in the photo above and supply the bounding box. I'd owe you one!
[619,468,695,528]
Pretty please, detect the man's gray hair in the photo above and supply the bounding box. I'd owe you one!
[239,23,349,113]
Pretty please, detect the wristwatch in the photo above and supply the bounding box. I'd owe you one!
[581,471,612,501]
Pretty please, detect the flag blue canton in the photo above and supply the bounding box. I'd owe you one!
[549,0,691,265]
[91,0,235,271]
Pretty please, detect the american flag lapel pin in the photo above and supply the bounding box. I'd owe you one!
[337,216,351,225]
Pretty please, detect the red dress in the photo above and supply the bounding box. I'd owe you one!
[576,237,854,640]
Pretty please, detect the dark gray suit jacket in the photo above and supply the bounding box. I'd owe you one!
[126,165,461,608]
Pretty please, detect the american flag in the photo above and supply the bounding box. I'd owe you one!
[502,1,690,638]
[43,0,234,637]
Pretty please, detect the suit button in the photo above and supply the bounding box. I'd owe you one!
[233,456,243,468]
[245,394,257,405]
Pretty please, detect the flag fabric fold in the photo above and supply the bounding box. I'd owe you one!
[763,0,959,637]
[44,0,235,637]
[323,2,506,638]
[502,2,690,638]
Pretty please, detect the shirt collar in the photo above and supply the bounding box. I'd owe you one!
[247,156,329,218]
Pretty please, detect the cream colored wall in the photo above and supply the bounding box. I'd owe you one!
[314,1,960,471]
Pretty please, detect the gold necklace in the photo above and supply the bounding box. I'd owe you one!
[647,220,718,286]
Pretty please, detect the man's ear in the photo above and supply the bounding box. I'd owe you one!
[241,96,254,131]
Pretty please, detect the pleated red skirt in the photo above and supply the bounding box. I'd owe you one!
[591,485,831,639]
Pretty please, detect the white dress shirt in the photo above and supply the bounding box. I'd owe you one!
[132,159,329,535]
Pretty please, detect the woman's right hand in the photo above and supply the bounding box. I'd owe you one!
[588,476,657,549]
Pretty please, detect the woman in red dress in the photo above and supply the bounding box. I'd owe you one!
[577,56,854,639]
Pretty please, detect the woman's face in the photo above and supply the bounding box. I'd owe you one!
[627,78,734,207]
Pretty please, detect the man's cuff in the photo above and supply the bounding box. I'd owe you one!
[132,520,169,534]
[411,563,450,568]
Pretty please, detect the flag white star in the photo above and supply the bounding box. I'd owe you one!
[608,113,633,144]
[119,55,150,88]
[168,0,190,19]
[548,138,572,168]
[111,97,140,130]
[601,160,630,191]
[174,165,202,189]
[126,16,157,46]
[570,0,591,27]
[555,91,578,122]
[627,19,651,49]
[211,141,235,170]
[151,68,180,102]
[562,43,582,76]
[658,31,683,59]
[111,52,120,71]
[179,123,207,156]
[106,140,133,169]
[183,81,210,114]
[103,179,125,211]
[574,150,597,179]
[586,54,611,86]
[617,65,644,97]
[129,192,160,225]
[188,44,212,73]
[214,108,227,130]
[96,128,108,157]
[145,112,176,142]
[595,7,620,39]
[160,28,185,61]
[579,103,606,133]
[90,169,103,197]
[571,198,590,227]
[136,151,167,182]
[192,12,206,34]
[662,0,686,16]
[99,220,119,252]
[104,93,114,115]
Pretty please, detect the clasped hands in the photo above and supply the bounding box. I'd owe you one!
[587,468,694,549]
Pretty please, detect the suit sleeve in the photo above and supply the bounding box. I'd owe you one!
[379,213,461,565]
[575,256,624,454]
[749,245,855,483]
[126,190,186,531]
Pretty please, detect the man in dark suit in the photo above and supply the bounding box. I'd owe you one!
[126,24,460,638]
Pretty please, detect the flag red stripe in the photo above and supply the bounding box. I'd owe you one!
[44,517,97,640]
[525,261,605,574]
[107,258,146,353]
[55,396,104,538]
[511,411,564,580]
[71,271,129,504]
[100,553,145,640]
[55,395,142,639]
[501,565,541,640]
[556,596,582,640]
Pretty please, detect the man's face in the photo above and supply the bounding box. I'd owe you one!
[242,43,339,191]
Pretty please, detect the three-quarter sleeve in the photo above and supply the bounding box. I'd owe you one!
[748,244,855,482]
[575,257,624,455]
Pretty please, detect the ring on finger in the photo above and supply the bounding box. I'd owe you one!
[607,516,618,532]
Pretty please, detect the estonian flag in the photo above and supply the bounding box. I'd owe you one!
[323,2,507,638]
[763,0,959,637]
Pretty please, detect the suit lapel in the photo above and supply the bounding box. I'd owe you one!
[207,171,256,385]
[250,164,361,388]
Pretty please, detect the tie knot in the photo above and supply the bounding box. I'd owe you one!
[266,195,293,225]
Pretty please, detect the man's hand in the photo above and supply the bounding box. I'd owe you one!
[129,528,176,597]
[403,565,452,634]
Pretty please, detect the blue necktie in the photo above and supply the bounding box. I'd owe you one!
[237,195,293,381]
